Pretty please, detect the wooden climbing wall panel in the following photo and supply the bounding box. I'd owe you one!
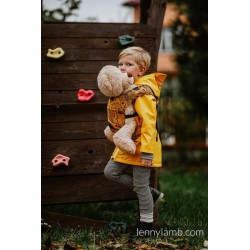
[41,23,158,205]
[42,0,167,208]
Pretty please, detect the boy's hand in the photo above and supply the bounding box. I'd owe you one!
[142,159,153,167]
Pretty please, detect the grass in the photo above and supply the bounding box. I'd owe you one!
[158,168,208,247]
[42,168,208,249]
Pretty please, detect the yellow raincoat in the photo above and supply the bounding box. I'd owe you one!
[111,72,167,167]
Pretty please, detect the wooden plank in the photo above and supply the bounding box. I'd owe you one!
[42,104,107,123]
[41,37,155,50]
[42,153,111,176]
[42,139,112,159]
[41,23,155,38]
[41,139,114,177]
[41,61,116,74]
[42,60,156,74]
[41,67,156,90]
[42,121,106,141]
[41,174,137,204]
[42,73,99,91]
[41,90,108,105]
[41,211,108,229]
[42,48,120,62]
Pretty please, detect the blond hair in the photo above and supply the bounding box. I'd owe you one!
[118,46,151,71]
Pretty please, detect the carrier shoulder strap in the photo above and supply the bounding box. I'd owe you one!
[132,84,160,142]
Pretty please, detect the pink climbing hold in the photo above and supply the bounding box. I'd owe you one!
[77,89,94,102]
[52,154,70,167]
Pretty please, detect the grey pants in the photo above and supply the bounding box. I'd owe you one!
[104,159,154,216]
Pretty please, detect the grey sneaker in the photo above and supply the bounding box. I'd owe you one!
[151,188,164,203]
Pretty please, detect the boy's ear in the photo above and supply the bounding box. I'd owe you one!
[138,66,147,76]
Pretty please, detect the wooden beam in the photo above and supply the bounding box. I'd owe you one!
[42,37,155,50]
[41,104,107,122]
[41,174,137,204]
[41,90,107,105]
[146,0,168,69]
[147,0,168,28]
[42,211,108,229]
[41,23,155,38]
[140,0,151,24]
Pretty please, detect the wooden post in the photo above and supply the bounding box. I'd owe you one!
[145,0,168,69]
[140,0,151,24]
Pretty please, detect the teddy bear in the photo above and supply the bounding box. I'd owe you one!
[97,65,153,154]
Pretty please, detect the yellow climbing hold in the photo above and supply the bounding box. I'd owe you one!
[46,47,65,59]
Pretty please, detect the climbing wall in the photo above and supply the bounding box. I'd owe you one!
[41,1,167,225]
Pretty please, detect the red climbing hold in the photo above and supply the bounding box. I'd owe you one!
[77,89,94,102]
[52,154,70,167]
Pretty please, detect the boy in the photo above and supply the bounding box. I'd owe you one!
[104,46,166,233]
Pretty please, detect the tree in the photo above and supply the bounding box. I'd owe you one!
[172,0,208,118]
[42,0,82,22]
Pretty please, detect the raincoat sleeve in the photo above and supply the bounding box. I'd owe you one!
[134,94,158,154]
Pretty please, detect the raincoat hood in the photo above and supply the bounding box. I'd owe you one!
[135,73,167,98]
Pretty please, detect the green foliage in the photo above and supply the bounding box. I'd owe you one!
[159,79,207,144]
[158,0,208,166]
[42,0,82,21]
[171,0,208,118]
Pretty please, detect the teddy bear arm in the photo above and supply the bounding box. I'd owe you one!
[104,126,114,142]
[113,117,136,155]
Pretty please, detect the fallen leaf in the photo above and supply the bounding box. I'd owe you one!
[137,244,151,250]
[50,243,60,249]
[113,243,123,248]
[156,241,178,249]
[203,240,208,248]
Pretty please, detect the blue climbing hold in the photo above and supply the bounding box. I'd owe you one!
[109,221,127,233]
[118,35,135,46]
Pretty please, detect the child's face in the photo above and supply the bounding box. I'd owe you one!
[118,55,146,80]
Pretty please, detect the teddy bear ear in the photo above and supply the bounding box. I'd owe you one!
[97,75,113,94]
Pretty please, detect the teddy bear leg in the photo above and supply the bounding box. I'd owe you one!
[104,126,114,142]
[113,120,136,154]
